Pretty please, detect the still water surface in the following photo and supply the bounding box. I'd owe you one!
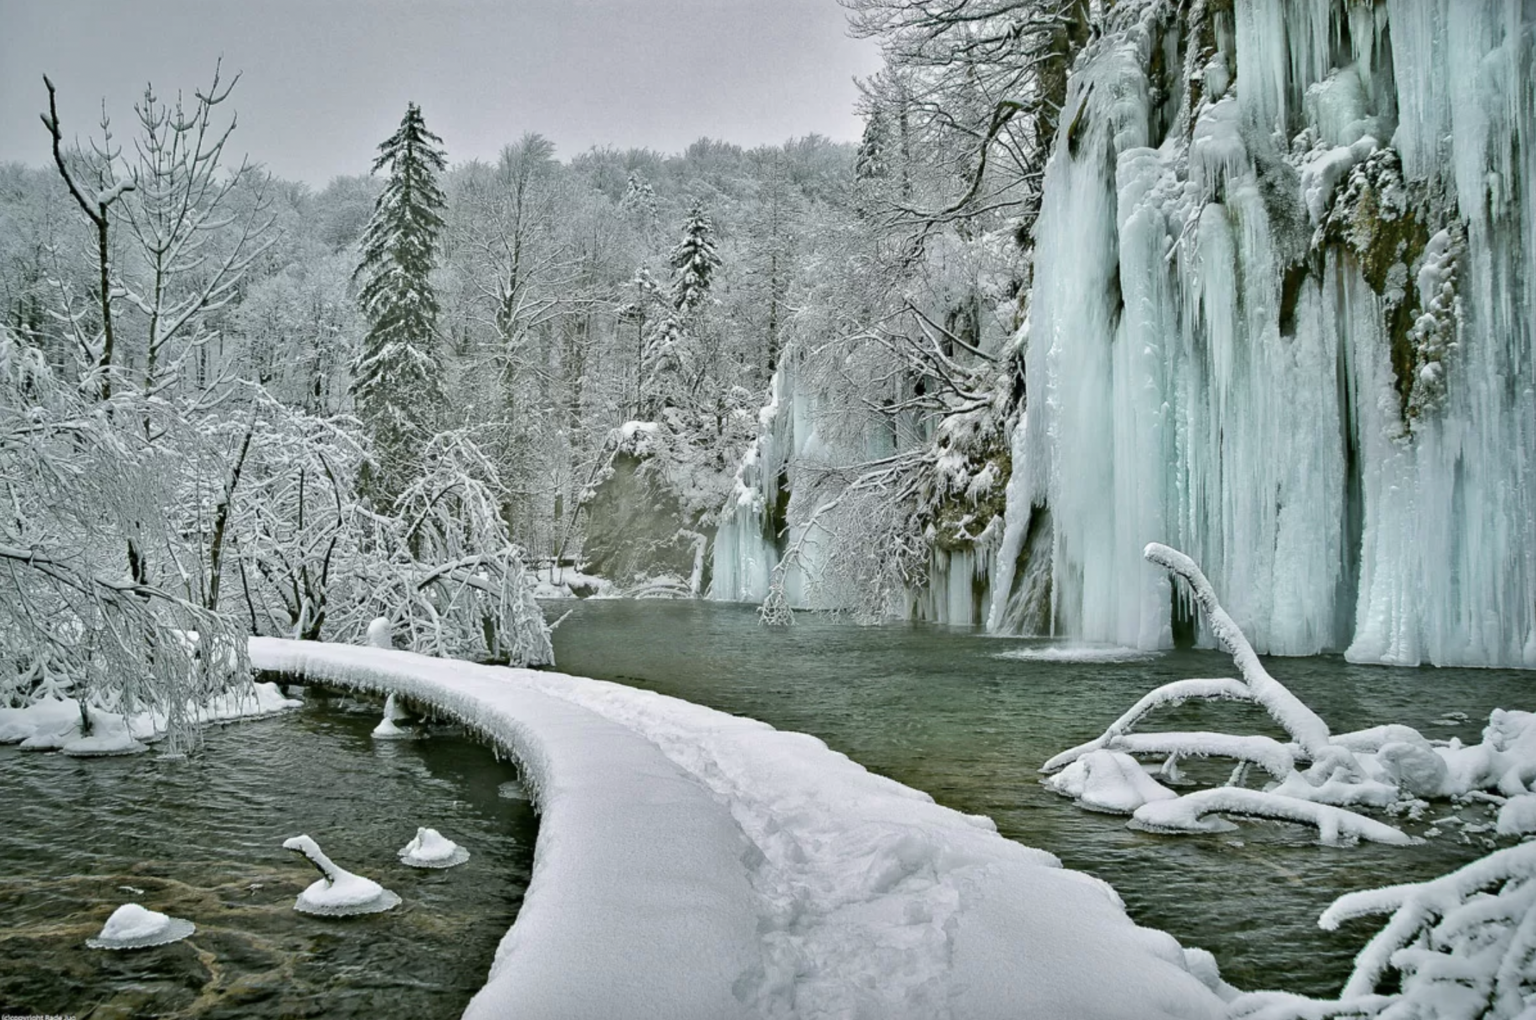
[554,599,1535,997]
[1,600,1531,1014]
[0,692,533,1018]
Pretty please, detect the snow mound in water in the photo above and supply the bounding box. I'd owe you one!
[283,834,401,916]
[371,693,411,739]
[86,903,195,949]
[399,827,469,868]
[252,636,1228,1020]
[994,643,1156,663]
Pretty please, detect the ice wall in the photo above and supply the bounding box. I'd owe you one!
[999,0,1536,666]
[710,359,842,608]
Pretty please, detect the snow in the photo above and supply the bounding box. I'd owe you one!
[1044,749,1179,814]
[283,834,401,916]
[1129,788,1418,846]
[0,682,301,751]
[86,903,195,950]
[1496,794,1536,837]
[371,692,410,738]
[992,643,1155,663]
[528,567,613,600]
[250,635,1227,1020]
[398,826,470,869]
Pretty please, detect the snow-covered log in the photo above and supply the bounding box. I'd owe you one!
[251,636,1228,1020]
[1111,732,1295,782]
[1130,789,1416,846]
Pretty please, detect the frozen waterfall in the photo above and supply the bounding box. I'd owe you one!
[1001,0,1536,666]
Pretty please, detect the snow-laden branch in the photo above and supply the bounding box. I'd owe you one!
[1143,543,1335,759]
[1041,677,1251,772]
[1129,788,1417,846]
[1231,842,1536,1019]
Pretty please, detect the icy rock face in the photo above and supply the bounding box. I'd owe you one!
[581,444,716,595]
[995,0,1536,666]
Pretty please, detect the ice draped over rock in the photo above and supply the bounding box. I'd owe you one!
[999,0,1536,666]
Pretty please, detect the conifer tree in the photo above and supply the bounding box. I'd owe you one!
[643,203,723,415]
[352,102,447,505]
[669,202,720,314]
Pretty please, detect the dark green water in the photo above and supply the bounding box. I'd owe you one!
[2,602,1530,1014]
[0,692,535,1019]
[552,598,1535,997]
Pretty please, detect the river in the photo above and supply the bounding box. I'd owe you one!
[2,599,1530,1014]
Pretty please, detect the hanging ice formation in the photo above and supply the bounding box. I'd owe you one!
[987,0,1536,667]
[716,0,1535,666]
[711,359,868,611]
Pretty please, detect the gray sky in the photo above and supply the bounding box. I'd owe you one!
[0,0,883,186]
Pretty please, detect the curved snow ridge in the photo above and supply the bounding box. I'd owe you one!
[250,638,759,1020]
[250,638,1227,1020]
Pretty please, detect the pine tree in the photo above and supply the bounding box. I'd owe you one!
[669,202,721,315]
[352,102,448,505]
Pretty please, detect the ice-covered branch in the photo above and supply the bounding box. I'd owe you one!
[1041,677,1251,772]
[1130,788,1416,846]
[1144,543,1336,759]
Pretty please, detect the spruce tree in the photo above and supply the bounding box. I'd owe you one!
[644,203,722,415]
[669,202,721,314]
[352,102,447,505]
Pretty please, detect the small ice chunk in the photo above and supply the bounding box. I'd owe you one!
[283,834,400,915]
[497,779,530,801]
[398,827,470,869]
[995,644,1155,663]
[86,903,195,949]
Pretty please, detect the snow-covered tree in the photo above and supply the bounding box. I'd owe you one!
[0,328,246,748]
[352,102,448,506]
[668,201,720,315]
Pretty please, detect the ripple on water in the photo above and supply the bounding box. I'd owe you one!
[0,697,536,1018]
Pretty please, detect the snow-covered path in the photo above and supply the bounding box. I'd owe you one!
[250,637,1227,1019]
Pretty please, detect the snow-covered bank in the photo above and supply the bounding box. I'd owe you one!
[0,682,301,753]
[251,636,1228,1020]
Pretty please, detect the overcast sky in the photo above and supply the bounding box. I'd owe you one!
[0,0,883,186]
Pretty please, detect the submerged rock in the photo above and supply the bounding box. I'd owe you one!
[86,903,195,950]
[283,834,400,916]
[398,827,470,869]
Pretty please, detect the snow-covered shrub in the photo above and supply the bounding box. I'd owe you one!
[352,429,552,665]
[0,330,247,747]
[1041,543,1536,847]
[230,418,552,666]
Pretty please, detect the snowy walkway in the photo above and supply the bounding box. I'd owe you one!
[250,638,1227,1020]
